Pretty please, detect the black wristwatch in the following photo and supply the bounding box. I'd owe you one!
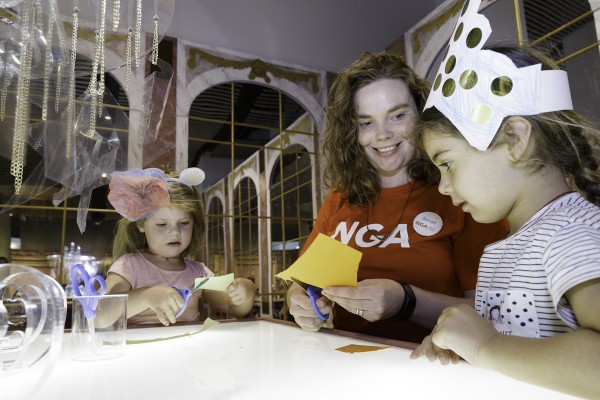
[393,282,416,321]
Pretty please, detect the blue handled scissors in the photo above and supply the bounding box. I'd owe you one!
[291,277,329,321]
[71,264,107,319]
[172,277,208,318]
[172,287,192,318]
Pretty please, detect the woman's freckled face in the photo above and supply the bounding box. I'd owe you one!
[355,79,419,187]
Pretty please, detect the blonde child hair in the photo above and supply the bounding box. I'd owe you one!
[112,177,206,261]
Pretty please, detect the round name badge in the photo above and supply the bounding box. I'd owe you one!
[413,212,443,236]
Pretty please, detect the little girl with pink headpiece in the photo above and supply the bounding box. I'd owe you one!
[105,167,255,326]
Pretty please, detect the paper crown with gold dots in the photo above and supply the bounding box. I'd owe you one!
[423,0,573,151]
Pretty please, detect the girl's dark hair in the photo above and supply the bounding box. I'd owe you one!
[414,45,600,206]
[323,51,431,206]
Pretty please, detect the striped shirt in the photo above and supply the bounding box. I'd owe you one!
[475,192,600,338]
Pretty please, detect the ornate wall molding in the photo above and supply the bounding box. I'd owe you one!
[405,0,498,78]
[187,48,320,94]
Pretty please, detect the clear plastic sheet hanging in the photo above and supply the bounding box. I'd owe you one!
[0,0,176,232]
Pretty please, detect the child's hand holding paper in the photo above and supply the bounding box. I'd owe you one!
[193,273,235,291]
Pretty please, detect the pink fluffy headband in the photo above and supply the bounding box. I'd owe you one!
[107,167,205,221]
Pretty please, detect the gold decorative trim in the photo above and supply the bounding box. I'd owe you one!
[187,48,320,93]
[412,0,463,54]
[234,156,259,183]
[61,21,126,44]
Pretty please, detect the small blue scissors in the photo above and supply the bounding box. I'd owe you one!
[172,287,192,318]
[172,277,208,318]
[71,264,107,319]
[291,277,329,321]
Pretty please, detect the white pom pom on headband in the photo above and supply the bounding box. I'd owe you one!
[423,0,573,151]
[170,167,205,187]
[107,167,206,221]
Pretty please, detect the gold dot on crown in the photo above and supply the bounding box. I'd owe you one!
[432,0,510,128]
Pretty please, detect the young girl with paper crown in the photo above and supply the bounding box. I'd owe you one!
[410,1,600,398]
[106,167,255,326]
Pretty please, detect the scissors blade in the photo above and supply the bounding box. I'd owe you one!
[192,277,209,291]
[290,276,309,292]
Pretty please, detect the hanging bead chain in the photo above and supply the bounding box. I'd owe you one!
[87,0,107,135]
[11,0,35,194]
[98,0,107,119]
[134,0,142,67]
[42,0,55,121]
[124,0,134,89]
[66,0,79,158]
[112,0,120,31]
[0,62,10,121]
[55,62,62,112]
[125,26,132,89]
[151,0,159,65]
[88,29,99,136]
[0,58,3,110]
[54,0,68,113]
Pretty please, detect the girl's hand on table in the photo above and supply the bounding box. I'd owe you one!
[411,304,496,365]
[410,333,460,365]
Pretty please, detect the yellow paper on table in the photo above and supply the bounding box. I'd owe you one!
[275,233,361,288]
[335,344,391,353]
[193,273,234,291]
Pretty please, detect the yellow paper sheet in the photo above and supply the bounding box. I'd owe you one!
[275,233,361,288]
[194,273,234,291]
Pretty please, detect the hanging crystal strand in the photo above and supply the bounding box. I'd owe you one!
[87,30,100,136]
[85,0,106,135]
[66,0,79,158]
[0,56,3,119]
[124,0,133,89]
[11,0,35,194]
[54,0,68,113]
[0,65,12,121]
[112,0,120,31]
[42,0,55,121]
[97,0,107,119]
[55,62,62,112]
[151,0,158,65]
[134,0,142,67]
[125,26,132,89]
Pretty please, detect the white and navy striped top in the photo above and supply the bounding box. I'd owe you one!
[475,192,600,338]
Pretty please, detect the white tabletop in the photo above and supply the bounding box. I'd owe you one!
[9,319,578,400]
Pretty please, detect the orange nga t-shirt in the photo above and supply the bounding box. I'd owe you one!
[301,180,508,342]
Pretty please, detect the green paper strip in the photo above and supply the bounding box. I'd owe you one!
[126,318,220,345]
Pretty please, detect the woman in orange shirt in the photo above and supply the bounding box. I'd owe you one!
[288,52,507,342]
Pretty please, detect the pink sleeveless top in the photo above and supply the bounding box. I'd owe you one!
[109,253,214,325]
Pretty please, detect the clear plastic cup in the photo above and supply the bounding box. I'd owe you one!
[71,294,127,361]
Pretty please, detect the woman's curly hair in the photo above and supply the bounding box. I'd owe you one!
[322,52,431,206]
